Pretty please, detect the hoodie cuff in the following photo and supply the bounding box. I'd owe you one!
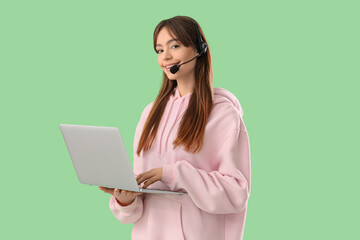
[111,195,138,213]
[161,163,177,188]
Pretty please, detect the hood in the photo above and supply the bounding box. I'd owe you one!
[213,88,243,117]
[169,87,243,117]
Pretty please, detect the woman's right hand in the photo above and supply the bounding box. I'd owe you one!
[99,186,143,206]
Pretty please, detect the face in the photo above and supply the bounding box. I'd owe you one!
[155,27,198,80]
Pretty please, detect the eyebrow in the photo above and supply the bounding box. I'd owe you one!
[156,39,178,47]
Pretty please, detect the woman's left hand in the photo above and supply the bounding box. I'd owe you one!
[136,167,163,189]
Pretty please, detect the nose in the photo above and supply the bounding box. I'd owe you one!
[163,49,172,60]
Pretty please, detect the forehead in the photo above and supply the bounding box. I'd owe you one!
[156,27,177,44]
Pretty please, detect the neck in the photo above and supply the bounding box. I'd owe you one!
[176,74,195,97]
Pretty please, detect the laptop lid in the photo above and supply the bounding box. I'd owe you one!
[59,124,184,195]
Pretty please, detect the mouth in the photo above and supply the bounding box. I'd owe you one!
[164,62,181,70]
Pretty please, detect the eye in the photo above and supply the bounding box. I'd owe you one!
[155,44,180,54]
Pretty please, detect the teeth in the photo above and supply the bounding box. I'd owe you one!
[165,63,179,69]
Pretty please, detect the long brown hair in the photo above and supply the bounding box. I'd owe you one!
[136,16,213,156]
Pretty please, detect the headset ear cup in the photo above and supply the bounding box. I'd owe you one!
[202,42,208,54]
[192,19,207,56]
[198,42,207,56]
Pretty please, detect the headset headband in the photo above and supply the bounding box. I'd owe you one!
[191,20,208,56]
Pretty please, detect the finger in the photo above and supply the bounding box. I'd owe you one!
[143,176,159,189]
[115,189,126,197]
[137,173,152,185]
[136,171,149,181]
[136,173,142,182]
[113,188,119,196]
[136,169,154,183]
[136,172,149,183]
[121,190,129,196]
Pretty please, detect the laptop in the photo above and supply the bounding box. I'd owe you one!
[59,124,185,195]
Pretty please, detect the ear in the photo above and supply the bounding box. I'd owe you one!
[192,45,198,55]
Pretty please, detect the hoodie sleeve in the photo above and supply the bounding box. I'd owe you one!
[108,103,154,224]
[109,194,144,224]
[161,126,251,214]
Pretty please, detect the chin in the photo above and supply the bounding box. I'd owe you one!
[165,73,177,80]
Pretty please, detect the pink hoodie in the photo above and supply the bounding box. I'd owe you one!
[109,87,251,240]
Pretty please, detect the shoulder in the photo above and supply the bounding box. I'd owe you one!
[134,101,154,132]
[213,88,243,115]
[210,87,243,130]
[139,101,154,120]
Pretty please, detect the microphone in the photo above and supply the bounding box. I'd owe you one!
[170,54,199,74]
[170,46,206,74]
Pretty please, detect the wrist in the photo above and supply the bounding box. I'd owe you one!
[115,198,135,207]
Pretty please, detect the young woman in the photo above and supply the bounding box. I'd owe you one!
[99,16,251,240]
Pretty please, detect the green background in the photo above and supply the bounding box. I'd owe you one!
[1,0,359,239]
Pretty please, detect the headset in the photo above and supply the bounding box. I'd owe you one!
[169,20,208,74]
[191,20,208,57]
